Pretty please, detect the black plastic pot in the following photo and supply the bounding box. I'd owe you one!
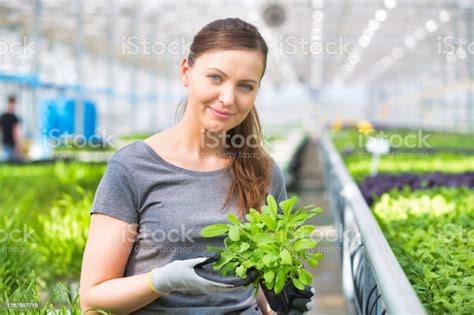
[259,280,297,313]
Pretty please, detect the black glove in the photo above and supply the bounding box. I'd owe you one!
[286,285,316,315]
[263,283,315,315]
[194,251,259,287]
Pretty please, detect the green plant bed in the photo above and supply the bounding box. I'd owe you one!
[0,162,107,311]
[54,145,115,152]
[372,187,474,314]
[343,153,474,182]
[331,127,474,152]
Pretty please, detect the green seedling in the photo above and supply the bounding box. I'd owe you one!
[200,194,323,294]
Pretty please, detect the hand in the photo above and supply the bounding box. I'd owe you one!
[287,285,316,315]
[149,252,258,295]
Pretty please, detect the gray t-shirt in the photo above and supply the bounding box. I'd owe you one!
[90,141,288,314]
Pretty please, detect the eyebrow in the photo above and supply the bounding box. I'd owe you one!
[207,68,258,84]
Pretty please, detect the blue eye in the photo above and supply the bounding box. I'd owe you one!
[208,74,254,91]
[240,84,254,91]
[208,74,221,82]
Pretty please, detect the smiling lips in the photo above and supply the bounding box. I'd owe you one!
[209,107,234,119]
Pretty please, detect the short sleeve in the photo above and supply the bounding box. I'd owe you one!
[91,159,139,224]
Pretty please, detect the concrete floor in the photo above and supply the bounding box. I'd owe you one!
[288,137,347,315]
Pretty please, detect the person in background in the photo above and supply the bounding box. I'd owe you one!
[0,95,23,162]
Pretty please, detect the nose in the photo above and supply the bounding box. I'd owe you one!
[217,84,235,107]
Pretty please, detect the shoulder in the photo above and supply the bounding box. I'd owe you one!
[269,159,286,191]
[107,141,147,172]
[266,159,288,204]
[6,113,20,123]
[0,113,15,120]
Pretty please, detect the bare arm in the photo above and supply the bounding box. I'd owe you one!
[256,284,273,315]
[79,214,160,314]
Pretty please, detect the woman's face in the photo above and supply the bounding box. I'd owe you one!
[180,49,264,132]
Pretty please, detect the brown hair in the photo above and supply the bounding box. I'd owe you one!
[7,95,16,104]
[176,17,273,218]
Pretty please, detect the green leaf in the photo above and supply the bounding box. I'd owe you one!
[462,276,474,286]
[236,265,247,278]
[294,239,317,251]
[279,249,292,265]
[229,225,240,241]
[249,208,262,222]
[262,214,277,231]
[292,276,305,290]
[264,270,275,285]
[307,252,323,266]
[275,229,287,242]
[201,224,229,237]
[221,261,238,275]
[239,242,250,252]
[258,243,278,252]
[227,212,240,225]
[253,233,277,244]
[207,246,223,252]
[263,253,279,265]
[294,225,315,238]
[213,253,234,269]
[280,196,297,216]
[307,257,319,267]
[274,269,286,294]
[242,260,256,268]
[266,194,278,217]
[309,207,323,214]
[297,268,312,285]
[292,212,315,222]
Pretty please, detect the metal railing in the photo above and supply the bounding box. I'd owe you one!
[317,130,426,315]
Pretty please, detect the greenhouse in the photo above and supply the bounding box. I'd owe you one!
[0,0,473,314]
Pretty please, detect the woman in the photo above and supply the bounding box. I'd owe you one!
[80,18,315,314]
